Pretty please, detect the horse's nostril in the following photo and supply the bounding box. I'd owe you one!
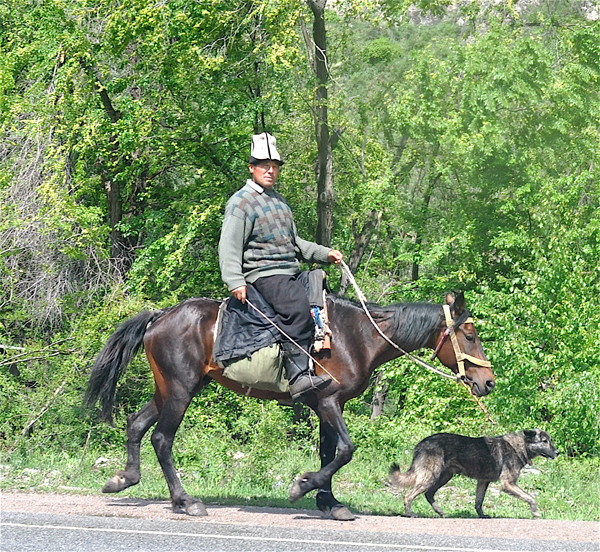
[486,380,495,391]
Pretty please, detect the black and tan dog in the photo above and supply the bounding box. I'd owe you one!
[390,429,559,519]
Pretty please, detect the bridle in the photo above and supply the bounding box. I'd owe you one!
[430,304,492,378]
[339,261,494,422]
[340,261,489,381]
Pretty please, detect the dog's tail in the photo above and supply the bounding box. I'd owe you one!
[389,463,417,488]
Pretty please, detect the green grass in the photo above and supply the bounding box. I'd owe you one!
[1,437,598,521]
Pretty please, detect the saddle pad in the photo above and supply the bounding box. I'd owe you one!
[213,269,326,393]
[213,284,281,363]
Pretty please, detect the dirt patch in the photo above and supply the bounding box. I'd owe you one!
[1,490,598,545]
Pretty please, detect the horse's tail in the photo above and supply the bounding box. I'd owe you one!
[389,462,417,488]
[84,308,170,425]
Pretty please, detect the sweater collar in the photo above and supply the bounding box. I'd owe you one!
[247,179,265,194]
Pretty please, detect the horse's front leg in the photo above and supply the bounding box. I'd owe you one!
[102,399,158,493]
[289,397,355,521]
[314,419,356,521]
[151,395,207,516]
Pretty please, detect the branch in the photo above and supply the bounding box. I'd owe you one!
[0,344,26,351]
[0,338,74,367]
[79,60,122,123]
[339,211,382,295]
[0,350,73,367]
[299,16,316,75]
[21,380,67,436]
[147,166,172,181]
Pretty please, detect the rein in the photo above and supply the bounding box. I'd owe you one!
[340,261,495,424]
[245,298,341,385]
[339,261,456,381]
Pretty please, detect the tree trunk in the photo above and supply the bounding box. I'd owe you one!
[411,234,422,282]
[83,61,139,275]
[411,172,440,282]
[305,0,334,247]
[371,370,389,421]
[104,178,123,262]
[339,210,381,295]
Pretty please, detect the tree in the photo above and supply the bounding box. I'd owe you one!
[1,0,308,306]
[301,0,338,247]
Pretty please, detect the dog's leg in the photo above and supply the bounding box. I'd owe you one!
[403,486,421,518]
[403,479,435,518]
[501,480,540,518]
[475,480,491,518]
[424,473,452,517]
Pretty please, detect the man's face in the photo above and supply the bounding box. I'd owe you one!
[249,161,281,189]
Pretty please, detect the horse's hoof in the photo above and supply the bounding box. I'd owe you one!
[289,473,312,503]
[185,501,208,517]
[289,480,304,503]
[102,475,128,493]
[330,505,355,521]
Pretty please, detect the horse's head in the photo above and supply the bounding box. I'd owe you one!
[433,292,495,397]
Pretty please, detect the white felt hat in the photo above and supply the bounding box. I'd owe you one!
[249,132,283,165]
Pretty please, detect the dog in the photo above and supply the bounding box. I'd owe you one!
[389,429,559,519]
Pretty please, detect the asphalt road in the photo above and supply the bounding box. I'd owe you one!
[2,511,598,552]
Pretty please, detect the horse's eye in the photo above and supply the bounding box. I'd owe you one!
[465,334,474,342]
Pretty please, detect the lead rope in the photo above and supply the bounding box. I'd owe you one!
[339,260,495,424]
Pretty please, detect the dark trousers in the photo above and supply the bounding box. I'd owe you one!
[252,274,313,343]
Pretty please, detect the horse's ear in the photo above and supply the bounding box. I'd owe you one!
[445,292,455,306]
[453,292,465,315]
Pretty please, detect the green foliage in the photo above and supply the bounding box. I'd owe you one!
[0,0,598,526]
[126,198,226,301]
[362,37,402,64]
[470,239,600,455]
[0,290,156,455]
[2,414,597,521]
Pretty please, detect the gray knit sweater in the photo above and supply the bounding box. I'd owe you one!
[218,180,331,291]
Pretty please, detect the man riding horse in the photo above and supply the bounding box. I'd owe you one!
[218,132,344,401]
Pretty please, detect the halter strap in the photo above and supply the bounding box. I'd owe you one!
[436,304,492,377]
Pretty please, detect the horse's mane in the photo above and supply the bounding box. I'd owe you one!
[328,294,443,350]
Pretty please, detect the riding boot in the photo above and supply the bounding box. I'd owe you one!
[281,341,331,401]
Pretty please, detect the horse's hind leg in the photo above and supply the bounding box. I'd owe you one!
[102,399,159,493]
[151,394,207,516]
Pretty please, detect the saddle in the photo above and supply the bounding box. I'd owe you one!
[213,270,331,393]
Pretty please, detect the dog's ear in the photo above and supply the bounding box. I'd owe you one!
[523,429,538,442]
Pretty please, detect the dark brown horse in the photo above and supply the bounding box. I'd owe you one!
[85,292,494,521]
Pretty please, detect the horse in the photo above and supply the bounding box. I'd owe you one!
[85,291,494,521]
